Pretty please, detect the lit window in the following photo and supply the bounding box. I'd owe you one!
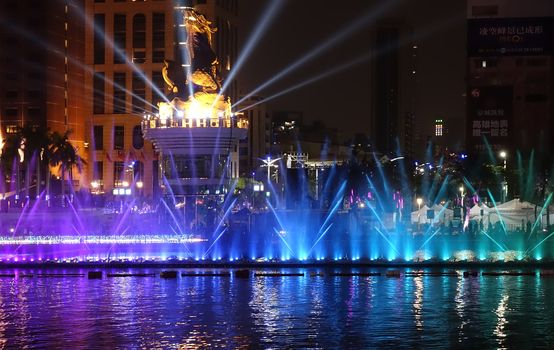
[435,119,443,136]
[6,124,19,134]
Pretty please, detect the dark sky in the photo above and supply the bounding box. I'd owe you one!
[237,0,467,148]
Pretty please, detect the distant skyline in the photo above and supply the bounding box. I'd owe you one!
[239,0,466,149]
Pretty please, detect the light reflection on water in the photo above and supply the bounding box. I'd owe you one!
[0,269,553,349]
[413,276,423,331]
[454,276,466,342]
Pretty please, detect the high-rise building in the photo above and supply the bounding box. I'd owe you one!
[431,118,447,149]
[84,0,239,197]
[466,0,554,160]
[0,0,86,191]
[237,95,269,175]
[84,0,169,197]
[435,119,444,137]
[270,111,348,168]
[271,111,303,153]
[371,23,419,160]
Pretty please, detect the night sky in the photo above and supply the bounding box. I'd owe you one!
[239,0,467,148]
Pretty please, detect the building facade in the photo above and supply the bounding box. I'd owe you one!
[467,0,554,161]
[237,95,270,176]
[84,0,238,198]
[370,23,419,160]
[0,0,86,195]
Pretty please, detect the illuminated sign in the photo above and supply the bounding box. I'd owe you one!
[467,86,513,152]
[468,17,553,56]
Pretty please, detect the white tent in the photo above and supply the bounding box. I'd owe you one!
[538,205,554,227]
[431,204,454,223]
[482,199,540,231]
[496,199,540,212]
[469,203,491,220]
[541,214,554,227]
[410,204,453,224]
[411,205,430,224]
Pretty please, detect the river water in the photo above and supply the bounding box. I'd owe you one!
[1,268,553,349]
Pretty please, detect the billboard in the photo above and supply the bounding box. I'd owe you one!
[468,17,554,56]
[467,86,513,153]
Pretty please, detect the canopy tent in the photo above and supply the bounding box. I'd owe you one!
[476,199,541,231]
[410,204,453,224]
[496,198,540,212]
[431,204,454,223]
[411,199,547,230]
[539,205,554,227]
[541,214,554,227]
[469,203,491,220]
[410,205,430,224]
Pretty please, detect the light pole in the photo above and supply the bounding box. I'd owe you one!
[416,197,423,231]
[499,151,507,203]
[136,180,144,198]
[499,151,507,170]
[260,156,281,184]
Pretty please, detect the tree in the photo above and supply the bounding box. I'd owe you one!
[0,128,24,199]
[48,130,85,205]
[20,125,50,198]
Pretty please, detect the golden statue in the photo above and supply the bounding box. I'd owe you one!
[159,7,231,122]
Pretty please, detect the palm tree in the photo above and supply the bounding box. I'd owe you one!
[0,134,5,198]
[49,130,85,206]
[21,125,50,199]
[0,128,24,199]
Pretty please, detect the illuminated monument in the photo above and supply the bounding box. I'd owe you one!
[142,7,248,195]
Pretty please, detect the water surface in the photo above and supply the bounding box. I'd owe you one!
[1,268,553,349]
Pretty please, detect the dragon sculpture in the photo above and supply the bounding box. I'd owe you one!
[160,8,231,120]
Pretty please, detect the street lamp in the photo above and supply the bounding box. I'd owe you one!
[416,197,423,231]
[499,151,508,202]
[260,156,281,183]
[417,197,423,209]
[499,150,507,169]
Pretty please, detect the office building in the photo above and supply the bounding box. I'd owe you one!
[0,0,86,195]
[467,0,554,160]
[84,0,239,197]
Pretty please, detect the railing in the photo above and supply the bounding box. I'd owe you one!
[0,235,207,245]
[142,116,248,130]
